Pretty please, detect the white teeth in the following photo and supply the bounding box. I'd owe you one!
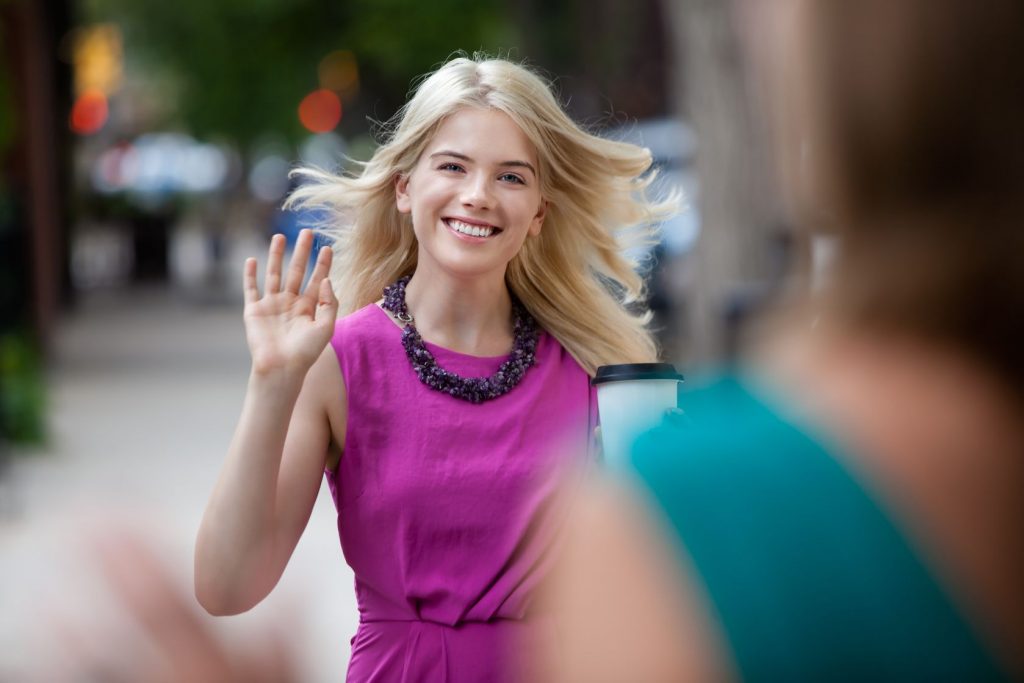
[448,219,494,237]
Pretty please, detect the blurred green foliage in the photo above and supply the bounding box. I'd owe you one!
[0,332,47,445]
[83,0,519,148]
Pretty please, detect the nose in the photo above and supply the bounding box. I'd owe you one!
[460,172,493,210]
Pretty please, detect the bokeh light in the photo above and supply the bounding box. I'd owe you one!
[298,89,342,134]
[70,89,108,135]
[248,154,291,203]
[90,134,228,195]
[318,50,360,99]
[70,23,123,96]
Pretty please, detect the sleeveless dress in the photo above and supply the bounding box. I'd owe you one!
[628,375,1010,681]
[326,304,595,682]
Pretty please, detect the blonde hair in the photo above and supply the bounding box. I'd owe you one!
[286,55,677,375]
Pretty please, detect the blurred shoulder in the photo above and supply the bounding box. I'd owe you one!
[539,476,736,682]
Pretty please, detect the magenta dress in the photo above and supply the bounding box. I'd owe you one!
[326,304,595,682]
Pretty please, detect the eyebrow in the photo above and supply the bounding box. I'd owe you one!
[429,150,537,177]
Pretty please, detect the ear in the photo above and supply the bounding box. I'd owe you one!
[528,199,547,237]
[395,173,412,214]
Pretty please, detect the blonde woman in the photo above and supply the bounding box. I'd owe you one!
[195,55,673,681]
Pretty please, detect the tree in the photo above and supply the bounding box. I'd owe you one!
[83,0,518,148]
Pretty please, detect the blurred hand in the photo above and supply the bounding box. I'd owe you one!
[243,230,338,377]
[51,532,298,683]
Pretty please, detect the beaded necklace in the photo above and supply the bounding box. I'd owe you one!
[381,276,540,403]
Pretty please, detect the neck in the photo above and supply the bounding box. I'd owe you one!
[403,264,514,355]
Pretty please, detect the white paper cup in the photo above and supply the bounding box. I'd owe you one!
[592,363,684,468]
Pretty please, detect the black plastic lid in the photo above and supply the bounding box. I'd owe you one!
[590,363,684,386]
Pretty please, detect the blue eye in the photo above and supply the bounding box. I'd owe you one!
[438,162,464,172]
[499,173,525,185]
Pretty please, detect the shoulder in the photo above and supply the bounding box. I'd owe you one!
[623,372,1014,679]
[537,329,593,381]
[540,477,734,681]
[311,309,388,387]
[333,303,387,336]
[330,304,392,353]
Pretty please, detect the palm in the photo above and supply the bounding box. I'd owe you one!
[242,231,338,377]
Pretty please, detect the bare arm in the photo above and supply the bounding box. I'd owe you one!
[194,230,342,616]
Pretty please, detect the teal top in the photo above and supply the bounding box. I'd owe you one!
[629,375,1009,682]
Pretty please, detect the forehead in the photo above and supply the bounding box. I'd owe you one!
[424,108,538,166]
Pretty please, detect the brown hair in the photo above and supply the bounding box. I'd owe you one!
[792,0,1024,394]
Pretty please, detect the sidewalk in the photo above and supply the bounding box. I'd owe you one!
[0,285,356,681]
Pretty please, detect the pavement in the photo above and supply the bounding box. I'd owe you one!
[0,284,357,681]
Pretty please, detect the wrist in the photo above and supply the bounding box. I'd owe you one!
[247,365,306,394]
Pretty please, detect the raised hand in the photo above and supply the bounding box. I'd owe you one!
[242,230,338,378]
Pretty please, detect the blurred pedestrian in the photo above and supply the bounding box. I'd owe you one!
[540,0,1024,680]
[195,55,675,681]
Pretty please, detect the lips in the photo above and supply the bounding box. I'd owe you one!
[443,217,502,238]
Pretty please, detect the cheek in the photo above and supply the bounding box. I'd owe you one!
[511,192,542,220]
[504,226,535,255]
[412,181,450,213]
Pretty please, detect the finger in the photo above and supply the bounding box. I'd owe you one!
[314,277,339,326]
[265,234,286,294]
[303,244,333,300]
[243,257,259,304]
[283,229,314,294]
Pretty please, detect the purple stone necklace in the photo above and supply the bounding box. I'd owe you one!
[381,276,540,403]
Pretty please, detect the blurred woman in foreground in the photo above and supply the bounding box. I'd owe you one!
[542,0,1024,680]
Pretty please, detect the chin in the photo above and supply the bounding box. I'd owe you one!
[425,252,512,281]
[444,261,509,281]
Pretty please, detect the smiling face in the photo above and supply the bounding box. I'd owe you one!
[395,107,546,281]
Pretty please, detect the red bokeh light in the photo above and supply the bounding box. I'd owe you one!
[70,89,109,135]
[298,89,342,133]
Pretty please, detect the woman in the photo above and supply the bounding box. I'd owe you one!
[194,55,674,681]
[542,1,1024,681]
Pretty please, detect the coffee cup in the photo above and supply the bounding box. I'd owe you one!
[591,363,684,468]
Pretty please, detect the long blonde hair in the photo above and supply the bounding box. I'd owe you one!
[286,55,677,375]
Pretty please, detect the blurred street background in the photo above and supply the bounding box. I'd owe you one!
[0,284,356,680]
[0,0,791,679]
